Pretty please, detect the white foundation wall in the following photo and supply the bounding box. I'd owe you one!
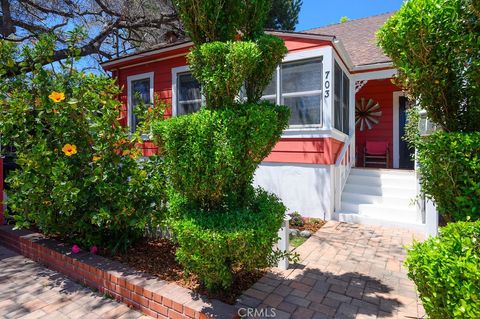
[253,162,334,219]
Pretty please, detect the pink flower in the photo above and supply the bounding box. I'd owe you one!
[90,245,98,254]
[72,244,80,254]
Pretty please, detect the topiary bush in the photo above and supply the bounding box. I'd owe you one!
[415,131,480,222]
[170,188,286,290]
[377,0,480,132]
[405,221,480,318]
[154,102,289,209]
[0,35,166,252]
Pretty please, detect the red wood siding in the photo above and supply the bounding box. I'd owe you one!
[110,36,342,163]
[264,138,344,165]
[355,78,401,167]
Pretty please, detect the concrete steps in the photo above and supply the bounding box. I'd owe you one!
[335,168,425,230]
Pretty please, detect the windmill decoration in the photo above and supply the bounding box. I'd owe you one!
[355,97,382,131]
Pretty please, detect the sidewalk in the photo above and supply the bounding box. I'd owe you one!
[0,245,149,319]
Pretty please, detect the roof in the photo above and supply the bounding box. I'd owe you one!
[304,12,394,67]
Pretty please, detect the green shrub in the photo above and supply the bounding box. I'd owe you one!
[187,41,261,106]
[170,188,286,290]
[154,102,289,209]
[289,212,304,227]
[416,131,480,222]
[377,0,480,132]
[0,35,166,252]
[174,0,271,44]
[405,221,480,318]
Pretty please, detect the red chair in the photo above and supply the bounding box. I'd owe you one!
[364,141,389,168]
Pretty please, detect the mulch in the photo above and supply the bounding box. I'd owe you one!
[290,219,326,233]
[108,239,264,305]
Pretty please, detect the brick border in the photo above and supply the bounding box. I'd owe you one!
[0,225,239,319]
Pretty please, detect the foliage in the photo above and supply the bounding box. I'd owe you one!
[154,102,289,209]
[405,221,480,318]
[0,35,166,252]
[187,41,261,106]
[170,188,286,290]
[174,0,272,44]
[289,212,304,227]
[245,34,288,103]
[377,0,480,132]
[414,131,480,222]
[265,0,303,31]
[339,16,349,23]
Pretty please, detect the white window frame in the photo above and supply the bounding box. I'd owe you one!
[127,72,154,133]
[172,66,204,116]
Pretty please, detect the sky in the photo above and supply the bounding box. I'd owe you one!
[295,0,405,31]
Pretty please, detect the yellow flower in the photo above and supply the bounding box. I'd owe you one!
[93,155,101,162]
[122,150,130,156]
[62,144,77,156]
[49,91,65,103]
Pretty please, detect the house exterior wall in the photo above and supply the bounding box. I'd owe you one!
[355,78,401,168]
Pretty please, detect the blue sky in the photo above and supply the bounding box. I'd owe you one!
[295,0,404,31]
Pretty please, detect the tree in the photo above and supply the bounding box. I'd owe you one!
[0,0,183,72]
[377,0,480,132]
[265,0,302,30]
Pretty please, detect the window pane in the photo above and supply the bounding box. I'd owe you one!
[342,73,350,134]
[178,102,201,115]
[282,59,322,94]
[263,72,277,96]
[334,62,342,131]
[178,73,201,104]
[132,79,151,106]
[284,95,321,125]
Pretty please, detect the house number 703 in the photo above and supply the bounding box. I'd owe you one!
[324,71,330,98]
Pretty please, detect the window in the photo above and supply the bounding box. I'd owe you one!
[334,62,350,134]
[176,72,202,115]
[128,73,153,133]
[262,58,323,126]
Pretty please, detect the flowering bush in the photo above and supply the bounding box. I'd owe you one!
[0,36,166,252]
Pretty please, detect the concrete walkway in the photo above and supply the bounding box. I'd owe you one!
[236,222,425,319]
[0,245,149,319]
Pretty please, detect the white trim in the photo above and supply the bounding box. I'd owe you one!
[127,72,154,133]
[352,62,394,72]
[353,69,397,82]
[392,91,405,168]
[171,65,191,116]
[101,42,192,69]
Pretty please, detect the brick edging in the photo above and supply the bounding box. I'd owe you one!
[0,225,239,319]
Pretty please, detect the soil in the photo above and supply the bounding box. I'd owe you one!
[107,239,264,305]
[290,219,326,233]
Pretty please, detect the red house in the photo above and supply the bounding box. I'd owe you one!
[101,13,429,232]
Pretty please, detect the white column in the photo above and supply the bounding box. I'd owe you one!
[277,215,291,270]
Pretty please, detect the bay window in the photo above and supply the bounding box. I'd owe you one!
[334,62,350,134]
[262,58,323,127]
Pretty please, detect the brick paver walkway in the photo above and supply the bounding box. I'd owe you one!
[236,222,425,319]
[0,245,149,319]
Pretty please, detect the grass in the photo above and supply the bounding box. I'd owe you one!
[289,235,307,248]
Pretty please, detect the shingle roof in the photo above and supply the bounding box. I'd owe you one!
[303,12,394,67]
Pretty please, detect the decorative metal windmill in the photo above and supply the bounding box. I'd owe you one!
[355,97,382,131]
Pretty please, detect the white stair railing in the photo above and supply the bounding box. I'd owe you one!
[334,138,353,212]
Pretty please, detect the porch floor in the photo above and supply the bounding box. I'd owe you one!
[236,221,425,319]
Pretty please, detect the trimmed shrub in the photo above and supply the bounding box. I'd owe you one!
[170,188,286,290]
[154,102,289,209]
[405,221,480,318]
[416,131,480,222]
[187,41,261,106]
[377,0,480,132]
[0,36,166,252]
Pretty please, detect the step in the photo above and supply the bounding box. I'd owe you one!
[334,211,426,232]
[343,184,417,198]
[341,191,415,207]
[350,168,415,178]
[340,201,419,221]
[347,174,416,189]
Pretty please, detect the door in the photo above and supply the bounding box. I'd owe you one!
[398,96,414,169]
